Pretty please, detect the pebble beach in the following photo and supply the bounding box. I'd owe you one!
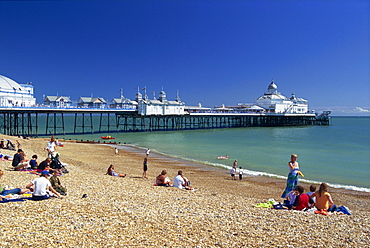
[0,135,369,247]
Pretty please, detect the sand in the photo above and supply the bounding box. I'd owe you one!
[0,135,369,247]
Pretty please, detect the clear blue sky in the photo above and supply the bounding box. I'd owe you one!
[0,0,368,115]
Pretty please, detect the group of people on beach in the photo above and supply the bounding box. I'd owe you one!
[280,154,337,214]
[230,160,244,180]
[2,137,341,215]
[0,136,67,201]
[107,147,195,191]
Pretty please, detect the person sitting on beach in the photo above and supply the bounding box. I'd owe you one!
[37,157,52,172]
[306,184,316,196]
[106,165,126,177]
[12,149,29,171]
[26,170,64,200]
[29,154,38,170]
[156,170,171,186]
[49,171,67,195]
[284,189,297,209]
[310,183,334,212]
[0,139,16,150]
[0,169,28,199]
[173,170,193,190]
[305,184,316,208]
[292,185,311,211]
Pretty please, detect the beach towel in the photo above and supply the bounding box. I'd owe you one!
[336,206,351,215]
[0,198,25,203]
[254,199,276,208]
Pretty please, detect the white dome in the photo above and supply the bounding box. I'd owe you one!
[0,75,24,91]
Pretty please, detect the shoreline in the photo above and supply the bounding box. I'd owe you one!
[0,135,369,246]
[111,142,370,194]
[107,143,370,204]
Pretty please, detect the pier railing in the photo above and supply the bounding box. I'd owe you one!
[0,107,330,137]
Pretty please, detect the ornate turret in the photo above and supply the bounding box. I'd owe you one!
[135,88,142,102]
[267,81,278,94]
[158,89,167,102]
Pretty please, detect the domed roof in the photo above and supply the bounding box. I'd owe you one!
[268,81,277,90]
[0,75,23,91]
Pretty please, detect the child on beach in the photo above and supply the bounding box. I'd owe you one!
[146,148,150,157]
[238,167,243,180]
[292,185,311,211]
[230,167,236,180]
[115,147,118,156]
[29,154,38,170]
[306,185,316,196]
[284,189,297,209]
[142,157,148,178]
[306,184,316,208]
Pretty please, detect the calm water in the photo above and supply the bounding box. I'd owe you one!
[59,117,369,192]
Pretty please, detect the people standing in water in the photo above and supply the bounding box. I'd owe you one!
[142,157,148,179]
[281,154,304,198]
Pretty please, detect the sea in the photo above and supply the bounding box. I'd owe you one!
[56,116,370,192]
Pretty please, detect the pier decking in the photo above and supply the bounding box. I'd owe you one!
[0,107,330,137]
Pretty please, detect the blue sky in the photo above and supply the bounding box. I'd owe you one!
[0,0,369,115]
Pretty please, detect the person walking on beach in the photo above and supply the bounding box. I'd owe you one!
[281,154,304,198]
[142,157,148,179]
[45,136,57,158]
[115,147,119,156]
[145,148,150,157]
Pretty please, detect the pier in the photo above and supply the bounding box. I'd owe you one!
[0,107,330,137]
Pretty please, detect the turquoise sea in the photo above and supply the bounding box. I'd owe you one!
[59,117,369,192]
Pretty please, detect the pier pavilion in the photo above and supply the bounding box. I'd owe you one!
[0,107,330,137]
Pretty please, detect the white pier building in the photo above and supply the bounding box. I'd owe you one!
[0,75,36,107]
[137,89,185,115]
[255,81,309,114]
